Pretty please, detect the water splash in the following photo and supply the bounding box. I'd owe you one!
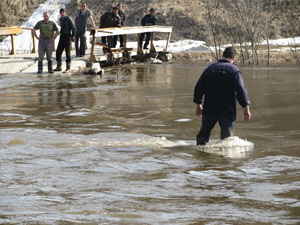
[0,129,189,150]
[197,136,254,158]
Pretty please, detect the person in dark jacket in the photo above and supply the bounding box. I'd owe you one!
[53,8,76,73]
[117,3,125,47]
[139,8,157,49]
[193,47,251,145]
[100,7,122,48]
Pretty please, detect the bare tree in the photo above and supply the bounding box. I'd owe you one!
[230,0,266,64]
[282,1,300,63]
[202,0,223,60]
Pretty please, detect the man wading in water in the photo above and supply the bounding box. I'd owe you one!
[193,47,251,145]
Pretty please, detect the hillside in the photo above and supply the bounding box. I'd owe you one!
[1,0,299,42]
[0,0,45,27]
[64,0,207,41]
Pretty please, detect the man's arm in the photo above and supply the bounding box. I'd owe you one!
[74,10,78,25]
[89,15,96,28]
[195,104,203,118]
[69,17,76,41]
[233,71,250,108]
[32,28,40,40]
[193,70,207,105]
[141,15,146,26]
[244,105,251,120]
[52,22,59,41]
[52,30,59,41]
[194,71,207,119]
[152,16,157,25]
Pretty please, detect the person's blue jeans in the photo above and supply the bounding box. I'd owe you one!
[196,115,235,145]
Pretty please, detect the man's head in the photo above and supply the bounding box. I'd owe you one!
[117,4,123,11]
[222,47,237,63]
[60,8,66,17]
[113,6,119,14]
[149,8,156,16]
[43,12,50,22]
[81,1,87,10]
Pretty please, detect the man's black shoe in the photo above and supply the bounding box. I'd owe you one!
[197,140,207,146]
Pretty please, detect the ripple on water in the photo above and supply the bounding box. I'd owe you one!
[1,129,299,224]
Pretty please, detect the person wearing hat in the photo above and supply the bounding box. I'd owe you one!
[53,8,76,73]
[99,6,122,48]
[139,8,157,49]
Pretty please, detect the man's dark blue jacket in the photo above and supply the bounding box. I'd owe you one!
[59,16,75,36]
[193,59,250,121]
[140,14,157,26]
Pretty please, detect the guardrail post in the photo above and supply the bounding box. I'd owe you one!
[31,29,36,53]
[10,34,16,55]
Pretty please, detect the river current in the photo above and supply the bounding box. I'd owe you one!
[1,62,299,224]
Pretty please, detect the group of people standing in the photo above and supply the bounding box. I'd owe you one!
[32,2,157,74]
[32,1,94,73]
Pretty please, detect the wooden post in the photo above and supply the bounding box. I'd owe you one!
[90,29,97,62]
[123,34,127,48]
[10,34,15,55]
[150,32,156,53]
[122,35,130,61]
[107,36,112,50]
[165,32,172,51]
[31,29,36,53]
[137,33,143,54]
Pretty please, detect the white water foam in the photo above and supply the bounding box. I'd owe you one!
[0,129,252,158]
[197,136,254,158]
[0,129,189,150]
[175,118,192,122]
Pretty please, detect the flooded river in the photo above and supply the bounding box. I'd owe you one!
[1,62,299,224]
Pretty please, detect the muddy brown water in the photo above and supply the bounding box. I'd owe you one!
[1,63,299,224]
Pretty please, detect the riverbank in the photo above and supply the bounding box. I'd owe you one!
[171,50,300,65]
[1,48,299,75]
[0,49,91,75]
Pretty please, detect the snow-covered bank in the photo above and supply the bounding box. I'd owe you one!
[0,0,70,55]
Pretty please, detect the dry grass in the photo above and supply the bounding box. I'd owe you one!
[171,50,300,65]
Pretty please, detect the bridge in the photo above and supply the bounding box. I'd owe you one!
[0,27,23,55]
[89,25,173,63]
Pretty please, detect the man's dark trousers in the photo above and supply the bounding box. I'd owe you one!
[75,31,85,56]
[56,34,71,63]
[139,32,151,48]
